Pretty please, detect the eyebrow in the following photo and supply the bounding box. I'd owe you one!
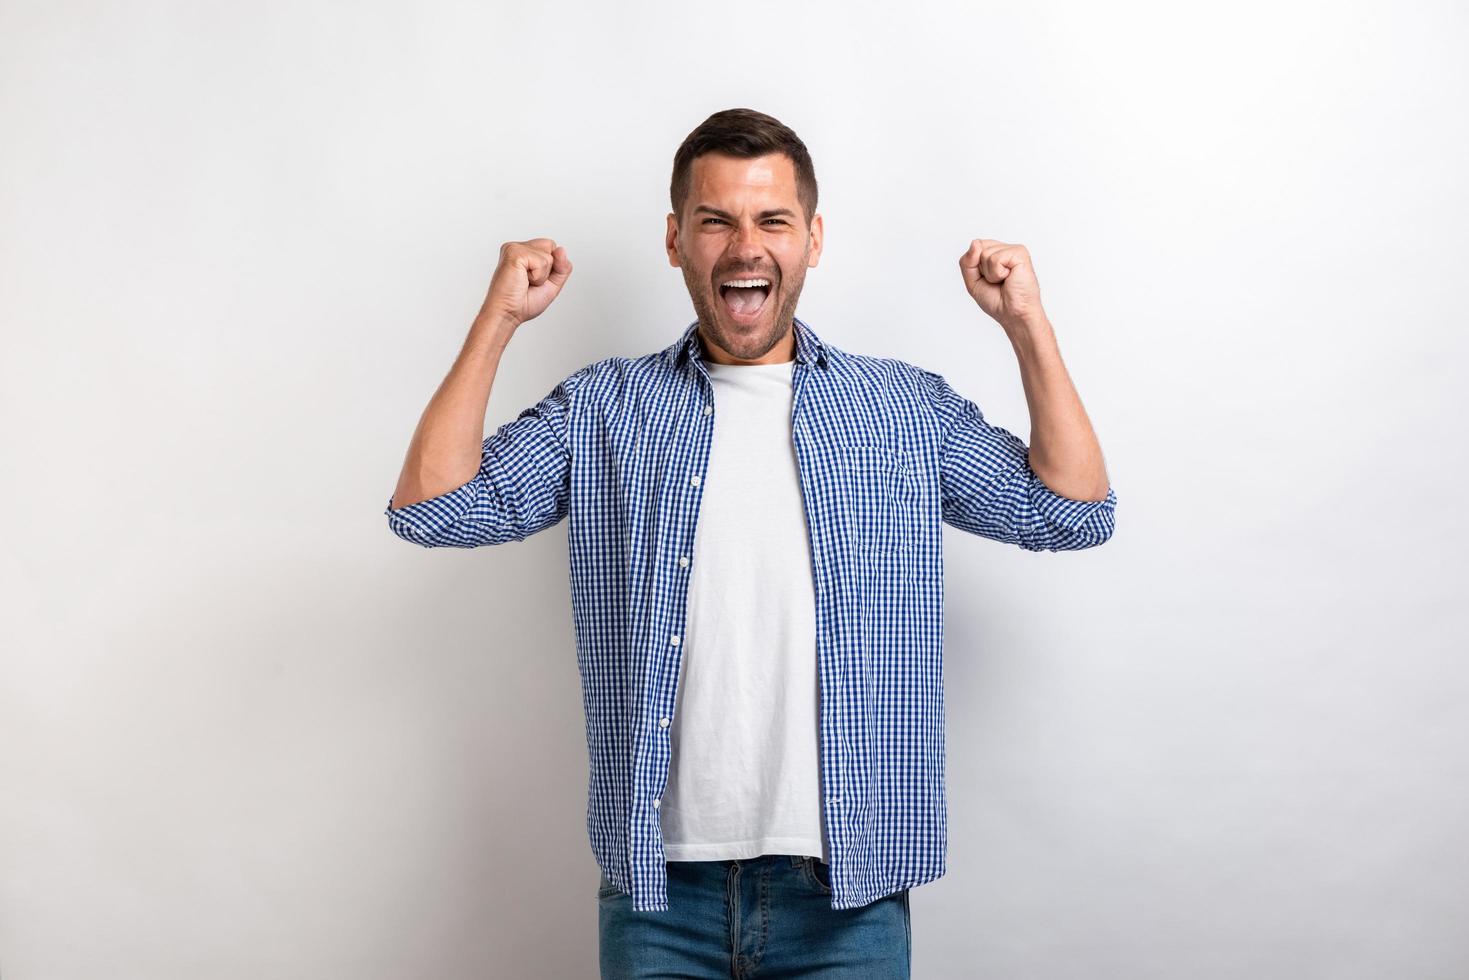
[692,205,797,221]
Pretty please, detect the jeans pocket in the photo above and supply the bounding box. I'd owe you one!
[597,870,622,900]
[801,856,832,894]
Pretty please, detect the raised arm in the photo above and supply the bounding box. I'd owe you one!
[384,238,576,548]
[929,236,1116,552]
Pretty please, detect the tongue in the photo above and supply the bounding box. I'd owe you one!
[723,286,769,315]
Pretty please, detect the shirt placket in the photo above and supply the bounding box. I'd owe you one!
[639,348,719,909]
[789,353,847,904]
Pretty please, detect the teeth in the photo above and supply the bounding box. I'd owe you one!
[721,278,770,288]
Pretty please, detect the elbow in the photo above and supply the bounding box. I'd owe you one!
[1021,487,1117,553]
[386,514,448,548]
[384,489,479,549]
[1021,524,1114,553]
[1045,516,1115,552]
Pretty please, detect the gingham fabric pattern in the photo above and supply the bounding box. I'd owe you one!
[384,316,1117,911]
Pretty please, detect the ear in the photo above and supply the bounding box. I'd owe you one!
[666,212,681,267]
[807,212,823,268]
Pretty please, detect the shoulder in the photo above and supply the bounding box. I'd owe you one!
[824,344,948,401]
[567,351,663,391]
[549,351,673,417]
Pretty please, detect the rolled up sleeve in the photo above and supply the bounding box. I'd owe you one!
[919,368,1116,552]
[384,366,589,548]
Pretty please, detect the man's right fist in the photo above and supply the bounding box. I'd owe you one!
[478,238,573,328]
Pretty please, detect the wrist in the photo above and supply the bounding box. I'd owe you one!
[1003,313,1053,354]
[469,313,520,351]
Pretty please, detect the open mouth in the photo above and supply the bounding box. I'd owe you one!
[718,278,772,323]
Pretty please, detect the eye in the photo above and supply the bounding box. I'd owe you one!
[700,217,788,226]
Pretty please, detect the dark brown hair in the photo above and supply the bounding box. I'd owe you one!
[669,108,819,228]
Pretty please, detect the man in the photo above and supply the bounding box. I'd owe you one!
[385,107,1116,978]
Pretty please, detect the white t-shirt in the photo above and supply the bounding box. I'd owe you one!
[658,357,827,864]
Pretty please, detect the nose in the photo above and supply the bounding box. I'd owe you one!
[725,219,764,263]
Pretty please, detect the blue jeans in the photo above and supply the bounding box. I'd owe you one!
[598,854,911,978]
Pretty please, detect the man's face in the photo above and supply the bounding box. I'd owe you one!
[666,152,823,364]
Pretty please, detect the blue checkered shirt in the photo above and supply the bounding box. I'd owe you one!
[384,316,1117,911]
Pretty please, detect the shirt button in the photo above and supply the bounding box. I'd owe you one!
[678,556,689,568]
[653,798,661,808]
[690,474,701,487]
[670,634,680,646]
[703,405,713,415]
[659,717,670,728]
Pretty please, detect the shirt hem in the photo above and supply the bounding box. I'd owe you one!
[662,836,827,862]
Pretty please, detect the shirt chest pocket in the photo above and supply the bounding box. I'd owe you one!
[838,444,917,555]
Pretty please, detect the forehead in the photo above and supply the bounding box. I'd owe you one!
[688,152,798,205]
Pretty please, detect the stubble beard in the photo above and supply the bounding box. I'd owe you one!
[682,260,808,363]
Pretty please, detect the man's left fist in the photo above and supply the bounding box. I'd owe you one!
[959,238,1044,329]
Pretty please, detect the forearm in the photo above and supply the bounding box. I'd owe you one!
[1005,315,1110,502]
[390,315,518,509]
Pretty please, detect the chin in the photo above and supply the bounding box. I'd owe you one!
[691,290,795,361]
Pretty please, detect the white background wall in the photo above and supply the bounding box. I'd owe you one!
[3,1,1466,977]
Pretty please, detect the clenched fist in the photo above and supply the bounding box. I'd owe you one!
[959,238,1044,331]
[477,238,573,329]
